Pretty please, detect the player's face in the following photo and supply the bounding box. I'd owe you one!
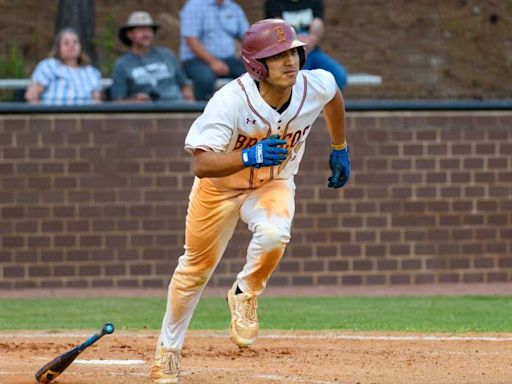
[263,48,300,89]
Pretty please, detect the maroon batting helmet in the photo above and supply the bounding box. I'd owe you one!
[241,19,307,81]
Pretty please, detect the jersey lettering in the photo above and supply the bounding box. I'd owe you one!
[234,134,258,150]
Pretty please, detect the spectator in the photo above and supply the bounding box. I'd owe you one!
[111,11,194,102]
[180,0,249,100]
[25,28,102,105]
[265,0,348,90]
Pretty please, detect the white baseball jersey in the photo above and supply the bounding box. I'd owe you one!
[185,69,337,189]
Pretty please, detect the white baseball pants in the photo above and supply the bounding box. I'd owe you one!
[159,176,296,350]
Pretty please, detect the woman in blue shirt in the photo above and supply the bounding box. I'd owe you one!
[25,28,102,105]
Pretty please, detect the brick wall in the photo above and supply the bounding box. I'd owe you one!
[0,111,511,289]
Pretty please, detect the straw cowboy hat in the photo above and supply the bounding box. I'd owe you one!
[118,11,160,46]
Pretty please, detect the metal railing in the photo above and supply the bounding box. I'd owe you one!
[0,73,383,92]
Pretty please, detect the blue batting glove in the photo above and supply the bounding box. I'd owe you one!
[242,134,288,168]
[328,147,351,188]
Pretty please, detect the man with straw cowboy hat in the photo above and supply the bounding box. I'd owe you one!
[111,11,194,102]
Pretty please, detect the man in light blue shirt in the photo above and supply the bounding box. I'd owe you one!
[180,0,250,100]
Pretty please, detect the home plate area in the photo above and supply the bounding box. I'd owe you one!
[1,330,511,384]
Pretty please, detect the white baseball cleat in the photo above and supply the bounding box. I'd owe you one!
[226,281,259,348]
[151,344,180,384]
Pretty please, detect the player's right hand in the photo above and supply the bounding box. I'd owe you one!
[241,134,288,168]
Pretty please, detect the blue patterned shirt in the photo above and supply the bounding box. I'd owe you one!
[180,0,249,61]
[30,58,102,105]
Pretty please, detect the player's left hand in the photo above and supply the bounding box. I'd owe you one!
[328,147,350,188]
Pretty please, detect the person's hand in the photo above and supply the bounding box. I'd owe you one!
[328,147,350,188]
[209,59,230,76]
[130,93,151,102]
[182,86,195,102]
[242,134,288,168]
[298,34,318,53]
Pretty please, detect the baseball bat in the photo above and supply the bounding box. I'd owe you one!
[35,322,115,384]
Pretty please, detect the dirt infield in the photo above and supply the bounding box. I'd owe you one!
[1,330,512,384]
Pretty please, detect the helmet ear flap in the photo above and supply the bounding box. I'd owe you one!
[242,55,268,81]
[298,46,306,69]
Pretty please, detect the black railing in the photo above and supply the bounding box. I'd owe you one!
[1,99,512,114]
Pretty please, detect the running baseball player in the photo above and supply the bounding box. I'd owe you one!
[151,18,350,384]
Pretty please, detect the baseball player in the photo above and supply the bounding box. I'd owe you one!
[151,18,350,384]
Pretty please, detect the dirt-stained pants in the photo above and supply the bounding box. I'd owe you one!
[160,176,296,350]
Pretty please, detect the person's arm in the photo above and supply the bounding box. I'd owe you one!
[322,88,350,189]
[181,85,195,102]
[92,91,102,102]
[305,17,325,49]
[24,82,44,103]
[192,149,245,178]
[323,88,346,145]
[192,135,288,178]
[185,37,229,76]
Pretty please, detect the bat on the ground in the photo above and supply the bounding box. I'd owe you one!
[35,322,115,384]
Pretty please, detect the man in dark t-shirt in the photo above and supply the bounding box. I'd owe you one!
[265,0,348,90]
[111,11,194,102]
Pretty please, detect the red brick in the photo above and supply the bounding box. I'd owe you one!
[2,236,24,248]
[14,251,37,263]
[41,280,64,288]
[68,132,91,145]
[449,258,470,269]
[93,221,116,232]
[28,236,50,247]
[80,236,102,247]
[317,275,338,285]
[353,260,373,271]
[487,272,508,282]
[381,231,401,242]
[79,265,101,276]
[78,206,102,217]
[461,243,484,255]
[106,264,127,276]
[415,273,435,284]
[356,231,375,242]
[427,144,448,155]
[41,251,64,262]
[342,275,363,285]
[474,257,495,268]
[304,261,324,272]
[366,274,387,285]
[463,273,484,283]
[465,186,485,198]
[66,280,88,288]
[290,245,313,258]
[390,274,411,284]
[53,206,75,217]
[328,260,349,271]
[439,273,460,283]
[55,177,77,188]
[4,266,24,278]
[28,265,51,277]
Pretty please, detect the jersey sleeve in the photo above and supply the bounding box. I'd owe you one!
[307,69,338,105]
[31,58,55,87]
[184,89,237,153]
[180,0,203,38]
[89,66,103,91]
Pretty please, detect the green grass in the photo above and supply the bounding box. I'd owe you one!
[0,296,511,333]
